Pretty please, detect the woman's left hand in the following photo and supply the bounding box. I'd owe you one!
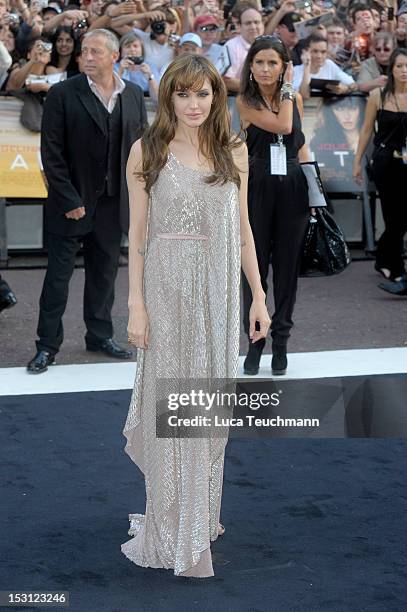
[249,299,271,343]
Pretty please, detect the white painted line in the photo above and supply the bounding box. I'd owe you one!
[0,348,406,397]
[0,362,136,397]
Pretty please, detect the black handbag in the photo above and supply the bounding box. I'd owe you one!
[300,208,351,277]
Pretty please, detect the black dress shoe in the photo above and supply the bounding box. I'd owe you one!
[86,338,133,359]
[243,338,265,375]
[0,290,17,313]
[378,277,407,296]
[27,350,55,374]
[271,344,287,376]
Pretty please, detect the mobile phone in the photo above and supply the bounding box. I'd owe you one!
[388,7,394,20]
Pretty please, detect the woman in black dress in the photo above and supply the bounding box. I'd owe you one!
[237,36,310,376]
[353,48,407,282]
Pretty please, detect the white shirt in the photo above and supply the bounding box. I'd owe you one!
[293,58,354,91]
[87,73,125,113]
[224,35,250,79]
[133,28,174,71]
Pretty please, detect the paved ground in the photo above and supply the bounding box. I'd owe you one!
[0,258,406,369]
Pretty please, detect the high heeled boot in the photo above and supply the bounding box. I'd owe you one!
[271,342,287,376]
[243,338,265,375]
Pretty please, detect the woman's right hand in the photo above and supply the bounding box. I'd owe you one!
[283,60,294,84]
[120,58,136,73]
[128,304,150,349]
[352,159,363,185]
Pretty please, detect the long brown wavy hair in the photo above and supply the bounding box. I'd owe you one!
[139,55,241,194]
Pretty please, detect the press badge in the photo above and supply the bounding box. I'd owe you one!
[402,138,407,165]
[270,135,287,176]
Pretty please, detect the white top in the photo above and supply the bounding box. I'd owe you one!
[133,28,175,71]
[224,35,250,79]
[293,58,354,91]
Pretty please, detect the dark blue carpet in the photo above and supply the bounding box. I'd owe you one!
[1,390,407,612]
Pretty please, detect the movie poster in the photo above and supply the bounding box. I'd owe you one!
[0,97,47,198]
[302,95,367,193]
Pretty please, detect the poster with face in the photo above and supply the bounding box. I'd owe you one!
[302,95,366,193]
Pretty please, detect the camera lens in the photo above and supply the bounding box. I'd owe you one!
[151,20,166,35]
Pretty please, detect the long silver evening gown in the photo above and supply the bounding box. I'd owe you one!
[121,152,241,578]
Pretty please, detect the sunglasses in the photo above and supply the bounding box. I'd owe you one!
[375,46,391,52]
[199,25,218,32]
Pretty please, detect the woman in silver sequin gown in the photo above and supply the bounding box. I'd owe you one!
[121,56,270,578]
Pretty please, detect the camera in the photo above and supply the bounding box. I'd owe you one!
[294,0,312,10]
[25,75,48,85]
[226,22,237,32]
[6,13,20,25]
[127,55,144,65]
[151,20,166,35]
[76,19,88,30]
[168,33,181,45]
[37,41,53,53]
[262,6,274,15]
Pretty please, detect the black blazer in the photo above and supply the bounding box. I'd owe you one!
[40,73,147,236]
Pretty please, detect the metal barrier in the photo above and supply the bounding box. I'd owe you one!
[0,92,377,258]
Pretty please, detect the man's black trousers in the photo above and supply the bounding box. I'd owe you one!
[36,193,122,355]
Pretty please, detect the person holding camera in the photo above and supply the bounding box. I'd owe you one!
[6,37,52,92]
[115,31,159,99]
[132,11,177,71]
[27,28,148,374]
[108,7,178,71]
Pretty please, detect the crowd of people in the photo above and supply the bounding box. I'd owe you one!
[1,0,407,94]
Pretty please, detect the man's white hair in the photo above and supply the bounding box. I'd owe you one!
[83,29,120,53]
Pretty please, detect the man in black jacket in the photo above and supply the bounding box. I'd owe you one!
[27,28,148,374]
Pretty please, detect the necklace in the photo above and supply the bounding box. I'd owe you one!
[261,94,279,114]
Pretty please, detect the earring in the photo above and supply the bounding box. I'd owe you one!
[278,73,283,85]
[249,72,253,82]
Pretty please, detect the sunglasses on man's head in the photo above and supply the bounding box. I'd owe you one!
[255,34,283,42]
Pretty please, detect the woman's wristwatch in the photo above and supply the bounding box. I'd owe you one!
[148,74,155,81]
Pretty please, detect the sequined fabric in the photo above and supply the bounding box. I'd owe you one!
[121,152,241,577]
